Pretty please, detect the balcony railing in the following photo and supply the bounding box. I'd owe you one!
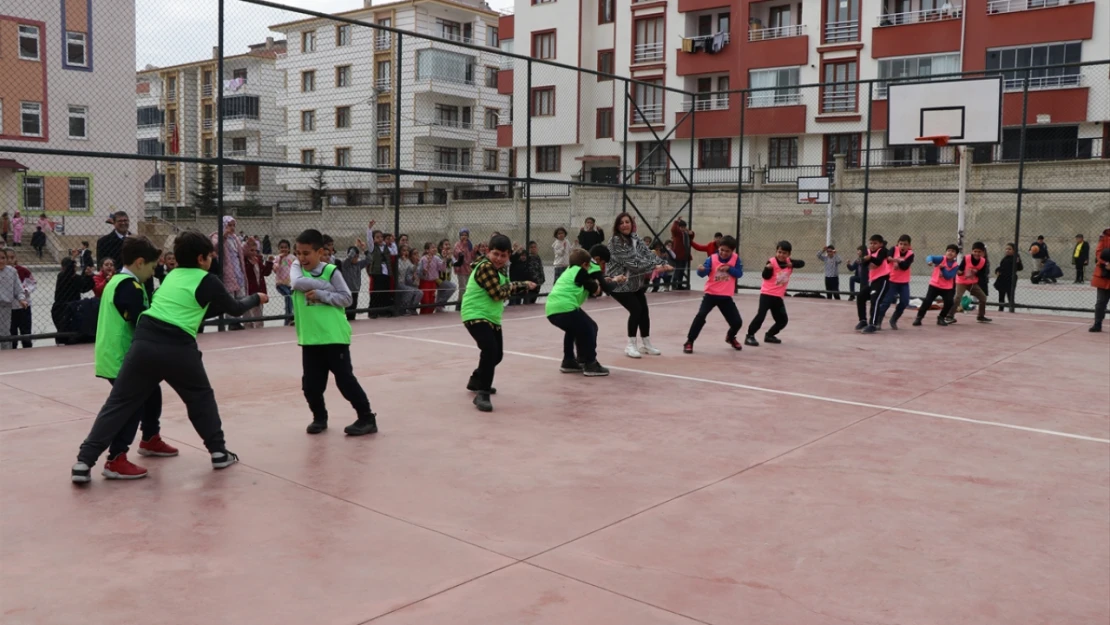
[138,121,162,129]
[749,24,806,41]
[668,166,753,186]
[225,184,260,193]
[202,84,213,98]
[165,88,177,101]
[376,77,392,91]
[764,165,826,184]
[681,97,729,112]
[375,34,391,50]
[748,91,802,108]
[1002,73,1084,91]
[500,56,515,70]
[225,149,248,157]
[633,42,663,64]
[681,32,730,52]
[223,112,260,121]
[877,7,962,26]
[823,19,859,42]
[632,103,663,124]
[821,90,857,113]
[987,0,1087,14]
[422,118,477,130]
[376,121,392,137]
[417,160,479,173]
[202,119,213,131]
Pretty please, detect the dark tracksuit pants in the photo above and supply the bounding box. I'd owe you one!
[747,294,788,337]
[687,294,743,343]
[916,285,955,321]
[466,321,503,392]
[824,276,841,300]
[867,277,890,327]
[104,378,163,458]
[855,281,870,320]
[301,344,372,421]
[548,308,599,364]
[78,337,226,466]
[877,280,911,324]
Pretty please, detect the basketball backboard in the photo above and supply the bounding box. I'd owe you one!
[797,175,830,204]
[886,76,1003,147]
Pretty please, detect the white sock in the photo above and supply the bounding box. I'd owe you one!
[627,337,638,347]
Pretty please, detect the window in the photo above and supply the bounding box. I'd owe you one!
[376,18,392,50]
[301,149,316,165]
[769,137,798,167]
[20,102,42,136]
[825,133,860,172]
[986,43,1082,90]
[634,18,664,63]
[137,106,163,127]
[487,26,499,47]
[202,103,214,130]
[596,108,613,138]
[434,104,460,127]
[876,54,961,97]
[18,25,39,61]
[486,66,499,88]
[376,103,391,133]
[336,147,352,167]
[415,49,475,85]
[69,178,89,211]
[336,25,351,46]
[824,0,860,42]
[231,171,246,188]
[597,49,614,81]
[531,87,555,116]
[68,105,88,139]
[699,139,730,169]
[484,149,499,171]
[137,138,164,156]
[485,108,500,130]
[301,70,316,92]
[633,80,663,123]
[23,176,43,210]
[716,76,730,108]
[532,31,555,59]
[336,106,351,129]
[718,12,731,35]
[376,146,391,167]
[821,61,857,113]
[220,95,260,119]
[336,65,351,88]
[202,70,214,91]
[232,68,248,82]
[232,137,247,152]
[203,138,213,158]
[434,146,470,170]
[301,110,316,131]
[536,146,560,172]
[66,32,87,66]
[302,30,316,52]
[770,5,792,29]
[749,67,801,107]
[599,0,614,24]
[636,142,667,181]
[376,60,392,88]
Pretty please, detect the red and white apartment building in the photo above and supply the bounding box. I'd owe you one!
[496,0,1108,185]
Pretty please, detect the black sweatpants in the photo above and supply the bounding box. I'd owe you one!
[611,288,651,338]
[548,309,599,364]
[301,344,372,421]
[856,282,871,321]
[77,337,226,466]
[747,294,788,337]
[104,378,163,458]
[466,321,503,392]
[10,307,31,348]
[916,285,955,321]
[687,294,743,343]
[824,276,841,300]
[346,293,359,321]
[867,276,890,327]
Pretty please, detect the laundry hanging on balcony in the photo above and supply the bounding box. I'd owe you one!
[223,77,245,93]
[682,33,728,55]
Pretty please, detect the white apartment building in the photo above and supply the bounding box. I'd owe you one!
[502,0,1109,185]
[0,0,138,237]
[136,38,294,216]
[269,0,510,206]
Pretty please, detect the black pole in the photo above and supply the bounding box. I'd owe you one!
[687,103,695,232]
[393,33,402,235]
[216,0,226,331]
[622,79,630,213]
[735,91,745,247]
[1010,69,1031,314]
[525,57,532,245]
[860,81,874,246]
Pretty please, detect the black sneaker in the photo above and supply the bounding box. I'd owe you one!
[71,462,91,484]
[977,316,993,323]
[344,414,378,436]
[306,420,328,434]
[889,318,899,331]
[945,316,957,324]
[683,342,694,354]
[744,335,759,347]
[211,450,239,470]
[473,392,493,412]
[854,321,867,331]
[1090,324,1103,333]
[937,318,949,327]
[912,318,922,327]
[764,334,782,344]
[862,325,877,334]
[726,336,742,351]
[582,361,610,377]
[559,360,585,373]
[466,376,497,394]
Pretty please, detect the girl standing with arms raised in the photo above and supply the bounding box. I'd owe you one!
[607,212,672,358]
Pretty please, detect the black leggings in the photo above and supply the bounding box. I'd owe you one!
[611,289,651,338]
[748,294,788,337]
[465,321,503,392]
[916,285,954,320]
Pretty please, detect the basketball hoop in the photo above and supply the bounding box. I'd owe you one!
[804,196,818,204]
[916,135,951,147]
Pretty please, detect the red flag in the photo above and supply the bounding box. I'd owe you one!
[169,125,180,155]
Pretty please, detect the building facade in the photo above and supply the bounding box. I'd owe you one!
[269,0,510,207]
[136,38,293,217]
[0,0,137,237]
[499,0,1109,184]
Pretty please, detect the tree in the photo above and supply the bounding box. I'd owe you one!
[309,168,327,211]
[191,165,220,216]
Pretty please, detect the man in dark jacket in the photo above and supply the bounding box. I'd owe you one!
[96,211,155,297]
[1072,234,1090,283]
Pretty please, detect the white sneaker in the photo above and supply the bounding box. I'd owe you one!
[640,338,661,355]
[625,343,642,359]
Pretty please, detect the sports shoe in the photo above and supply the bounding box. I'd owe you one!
[977,316,992,323]
[211,450,239,470]
[466,376,497,394]
[560,360,585,373]
[726,337,742,351]
[71,462,92,484]
[102,453,148,480]
[764,334,782,344]
[344,414,378,436]
[683,342,694,354]
[306,420,327,434]
[639,338,662,356]
[473,392,493,412]
[624,343,642,359]
[945,316,957,324]
[138,435,179,457]
[582,361,610,377]
[1090,324,1103,333]
[862,325,877,334]
[744,335,759,347]
[912,318,922,327]
[936,318,949,327]
[889,318,899,331]
[854,321,867,331]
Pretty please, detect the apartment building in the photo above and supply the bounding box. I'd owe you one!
[499,0,1109,184]
[269,0,510,207]
[136,38,294,216]
[0,0,138,237]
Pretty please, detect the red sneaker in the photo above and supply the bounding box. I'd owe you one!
[102,453,149,480]
[726,337,743,351]
[138,435,179,457]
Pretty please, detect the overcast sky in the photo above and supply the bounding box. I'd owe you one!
[136,0,513,69]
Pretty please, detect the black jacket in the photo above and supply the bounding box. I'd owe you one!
[1073,241,1090,265]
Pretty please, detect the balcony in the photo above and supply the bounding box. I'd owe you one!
[164,88,176,102]
[748,91,802,108]
[681,97,729,112]
[668,166,753,186]
[632,103,663,125]
[375,34,391,51]
[821,90,857,114]
[674,106,739,138]
[677,0,731,12]
[376,77,392,91]
[749,24,805,41]
[633,42,664,64]
[745,27,809,69]
[202,118,214,132]
[764,165,825,184]
[987,0,1090,13]
[376,121,392,137]
[676,33,733,75]
[1002,73,1083,92]
[1002,82,1088,126]
[872,7,962,56]
[877,7,962,26]
[823,20,859,43]
[202,84,213,98]
[497,68,514,94]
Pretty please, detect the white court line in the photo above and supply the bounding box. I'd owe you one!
[376,332,1110,445]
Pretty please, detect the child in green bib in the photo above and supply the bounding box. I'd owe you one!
[290,229,378,436]
[545,247,625,376]
[460,234,536,412]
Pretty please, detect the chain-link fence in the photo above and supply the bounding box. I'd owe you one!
[1,0,1107,346]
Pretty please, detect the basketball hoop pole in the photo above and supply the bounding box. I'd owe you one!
[957,145,969,251]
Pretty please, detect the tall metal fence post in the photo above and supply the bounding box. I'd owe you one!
[216,0,226,332]
[525,57,532,245]
[735,90,745,247]
[393,32,402,235]
[687,104,695,230]
[1010,68,1032,314]
[860,81,875,246]
[621,79,630,213]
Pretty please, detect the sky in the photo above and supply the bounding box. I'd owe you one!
[136,0,514,69]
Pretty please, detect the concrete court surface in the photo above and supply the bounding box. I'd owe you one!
[1,290,1108,625]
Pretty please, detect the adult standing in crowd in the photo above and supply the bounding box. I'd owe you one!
[1090,228,1110,333]
[577,217,605,251]
[669,219,693,290]
[96,211,129,269]
[210,216,248,330]
[1072,234,1090,284]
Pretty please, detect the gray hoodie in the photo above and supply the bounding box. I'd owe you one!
[290,260,353,308]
